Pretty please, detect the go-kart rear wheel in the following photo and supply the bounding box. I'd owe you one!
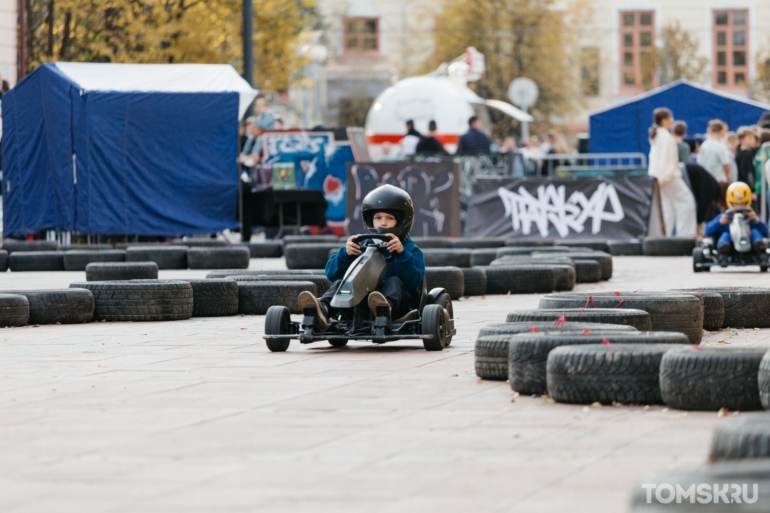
[422,304,446,351]
[265,306,291,352]
[692,248,704,273]
[329,340,348,347]
[761,265,768,273]
[432,292,454,347]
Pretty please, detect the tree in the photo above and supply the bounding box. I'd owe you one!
[754,46,770,103]
[430,0,592,134]
[644,21,707,88]
[24,0,316,92]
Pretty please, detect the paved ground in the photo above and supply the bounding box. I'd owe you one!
[1,256,769,513]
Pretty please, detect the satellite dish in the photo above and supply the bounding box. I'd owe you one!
[508,78,539,109]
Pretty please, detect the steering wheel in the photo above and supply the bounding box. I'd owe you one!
[724,207,752,216]
[352,234,396,260]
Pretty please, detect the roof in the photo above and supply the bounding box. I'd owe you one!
[54,62,258,118]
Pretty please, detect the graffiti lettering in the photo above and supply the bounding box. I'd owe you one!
[497,183,625,237]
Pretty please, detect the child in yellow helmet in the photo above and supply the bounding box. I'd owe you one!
[704,181,769,266]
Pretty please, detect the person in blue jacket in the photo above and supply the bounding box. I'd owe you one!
[298,185,425,328]
[705,181,769,267]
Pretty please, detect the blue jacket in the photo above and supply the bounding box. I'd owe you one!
[456,128,491,155]
[325,234,425,301]
[705,212,769,238]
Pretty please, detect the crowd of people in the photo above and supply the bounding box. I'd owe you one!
[648,107,770,237]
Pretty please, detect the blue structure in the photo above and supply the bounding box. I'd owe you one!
[589,80,770,155]
[2,63,257,237]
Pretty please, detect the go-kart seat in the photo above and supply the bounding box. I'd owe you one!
[391,277,428,324]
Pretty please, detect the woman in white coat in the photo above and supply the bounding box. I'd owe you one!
[648,108,697,237]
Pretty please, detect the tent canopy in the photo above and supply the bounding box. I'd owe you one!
[589,80,770,155]
[2,63,257,237]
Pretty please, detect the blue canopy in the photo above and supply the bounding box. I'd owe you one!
[589,80,770,155]
[2,63,257,236]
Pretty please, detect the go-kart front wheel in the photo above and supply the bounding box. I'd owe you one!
[265,306,291,352]
[328,340,348,347]
[422,304,447,351]
[431,292,454,347]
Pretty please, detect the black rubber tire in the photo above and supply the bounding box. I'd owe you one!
[0,289,94,325]
[1,240,58,253]
[642,237,697,256]
[410,237,454,249]
[0,250,8,272]
[237,280,316,315]
[421,304,446,351]
[489,260,575,291]
[235,242,283,258]
[431,291,453,347]
[628,459,770,512]
[329,340,348,347]
[545,251,612,280]
[607,240,643,256]
[69,280,193,322]
[425,267,464,300]
[710,412,770,461]
[422,249,472,268]
[86,262,159,281]
[282,234,339,247]
[461,267,487,296]
[555,239,609,252]
[483,266,556,295]
[61,244,115,251]
[0,294,29,326]
[498,246,570,257]
[227,274,332,295]
[9,251,65,272]
[125,247,188,270]
[451,238,505,249]
[539,293,703,344]
[474,323,637,381]
[547,343,679,405]
[479,321,637,338]
[669,289,725,331]
[505,239,555,247]
[674,288,770,329]
[171,239,227,247]
[492,255,574,266]
[63,250,126,271]
[264,305,292,352]
[572,259,602,282]
[660,346,769,411]
[506,308,653,330]
[475,335,512,379]
[206,269,319,279]
[187,247,250,270]
[760,351,770,410]
[285,243,343,270]
[184,279,239,317]
[470,249,500,267]
[510,331,689,395]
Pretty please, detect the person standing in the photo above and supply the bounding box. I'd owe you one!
[401,120,421,156]
[415,120,448,155]
[672,121,690,163]
[735,126,759,186]
[697,120,731,183]
[648,108,697,237]
[456,116,491,156]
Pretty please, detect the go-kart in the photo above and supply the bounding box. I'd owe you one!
[263,234,456,351]
[693,207,770,272]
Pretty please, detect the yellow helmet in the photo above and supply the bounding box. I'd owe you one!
[726,182,752,208]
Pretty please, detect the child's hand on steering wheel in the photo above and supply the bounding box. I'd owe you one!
[386,234,404,253]
[748,210,759,223]
[345,235,361,256]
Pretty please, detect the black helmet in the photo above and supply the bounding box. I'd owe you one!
[361,184,414,238]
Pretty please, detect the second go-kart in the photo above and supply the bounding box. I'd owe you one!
[263,234,455,352]
[693,207,770,272]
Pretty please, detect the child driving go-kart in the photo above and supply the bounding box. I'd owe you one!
[263,184,455,352]
[704,181,769,267]
[298,184,426,326]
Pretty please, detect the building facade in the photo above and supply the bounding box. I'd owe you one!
[0,0,16,86]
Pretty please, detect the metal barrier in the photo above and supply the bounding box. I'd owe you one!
[539,152,648,176]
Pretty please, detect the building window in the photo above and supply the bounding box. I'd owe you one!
[619,10,655,93]
[580,47,600,96]
[343,17,379,54]
[712,9,748,90]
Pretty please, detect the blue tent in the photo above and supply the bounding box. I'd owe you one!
[2,62,257,237]
[589,80,770,155]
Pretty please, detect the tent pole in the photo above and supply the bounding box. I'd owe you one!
[243,0,254,116]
